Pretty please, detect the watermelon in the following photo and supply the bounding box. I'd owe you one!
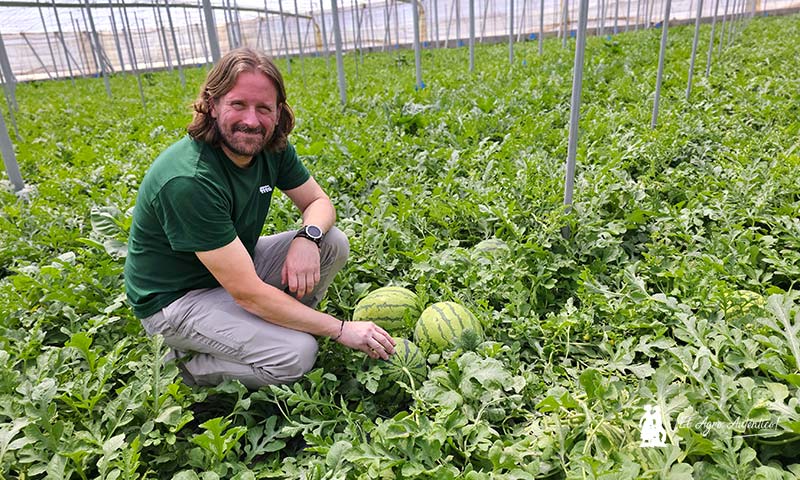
[384,338,427,386]
[353,286,421,332]
[414,301,483,351]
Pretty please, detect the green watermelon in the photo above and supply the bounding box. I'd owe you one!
[414,301,483,351]
[384,338,427,386]
[353,286,421,332]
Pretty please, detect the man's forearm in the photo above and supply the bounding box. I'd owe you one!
[235,281,341,338]
[300,197,336,233]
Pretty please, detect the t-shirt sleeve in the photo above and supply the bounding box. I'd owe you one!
[275,143,311,191]
[152,176,238,252]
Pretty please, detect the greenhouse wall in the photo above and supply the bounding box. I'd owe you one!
[0,0,798,81]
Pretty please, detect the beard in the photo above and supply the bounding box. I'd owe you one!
[217,122,272,158]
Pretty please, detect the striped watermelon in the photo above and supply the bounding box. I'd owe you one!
[414,301,483,351]
[353,286,421,332]
[384,338,427,387]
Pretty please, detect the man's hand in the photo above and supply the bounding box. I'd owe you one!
[281,238,321,299]
[336,322,396,360]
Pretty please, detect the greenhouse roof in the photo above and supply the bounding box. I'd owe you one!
[0,0,389,34]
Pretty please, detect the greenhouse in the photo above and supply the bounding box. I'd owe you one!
[1,0,799,476]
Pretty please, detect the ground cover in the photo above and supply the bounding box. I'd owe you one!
[0,13,799,479]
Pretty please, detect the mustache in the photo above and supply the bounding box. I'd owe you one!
[232,124,266,135]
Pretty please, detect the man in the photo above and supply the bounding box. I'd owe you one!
[124,47,395,389]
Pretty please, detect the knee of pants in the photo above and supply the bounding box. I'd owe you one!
[254,334,319,385]
[321,227,350,266]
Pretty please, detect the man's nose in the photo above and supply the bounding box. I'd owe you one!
[240,107,260,126]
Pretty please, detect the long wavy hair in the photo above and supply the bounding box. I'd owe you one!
[187,48,295,153]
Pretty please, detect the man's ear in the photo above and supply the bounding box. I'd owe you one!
[209,98,218,119]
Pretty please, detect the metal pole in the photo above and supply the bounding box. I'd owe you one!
[83,0,112,96]
[509,0,515,63]
[517,0,527,42]
[368,4,377,51]
[561,0,568,48]
[164,0,185,88]
[139,17,154,70]
[686,0,704,100]
[434,0,440,46]
[626,0,630,31]
[718,0,730,54]
[635,0,641,30]
[154,2,172,71]
[52,0,76,83]
[202,0,221,62]
[319,0,331,66]
[294,0,307,87]
[108,7,126,74]
[480,0,490,42]
[19,33,54,80]
[411,0,423,87]
[37,1,59,78]
[562,0,589,218]
[651,0,671,128]
[469,0,475,71]
[184,8,198,63]
[0,108,24,193]
[394,0,400,47]
[78,2,97,72]
[234,0,244,47]
[350,0,359,69]
[0,68,20,140]
[455,0,461,45]
[119,4,146,108]
[444,0,454,48]
[0,32,18,113]
[277,0,291,74]
[600,0,605,36]
[263,1,275,55]
[330,0,347,105]
[196,23,210,65]
[383,0,390,50]
[538,0,543,54]
[614,0,619,33]
[71,13,90,75]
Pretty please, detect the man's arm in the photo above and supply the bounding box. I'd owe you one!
[281,177,334,299]
[196,237,395,359]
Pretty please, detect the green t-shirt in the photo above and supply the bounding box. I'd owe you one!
[123,136,310,318]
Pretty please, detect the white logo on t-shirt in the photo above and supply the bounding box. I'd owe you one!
[259,185,272,194]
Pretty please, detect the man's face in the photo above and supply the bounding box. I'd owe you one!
[211,70,280,166]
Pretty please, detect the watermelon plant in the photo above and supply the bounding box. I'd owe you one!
[0,12,799,479]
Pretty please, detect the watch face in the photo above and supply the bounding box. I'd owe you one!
[306,225,323,239]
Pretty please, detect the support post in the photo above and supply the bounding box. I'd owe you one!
[330,0,347,105]
[412,0,424,88]
[202,0,221,62]
[165,0,186,88]
[0,108,25,193]
[651,0,672,128]
[686,0,704,100]
[562,0,589,226]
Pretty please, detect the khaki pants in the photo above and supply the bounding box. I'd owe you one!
[140,227,349,389]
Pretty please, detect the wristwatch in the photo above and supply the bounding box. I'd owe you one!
[294,225,324,247]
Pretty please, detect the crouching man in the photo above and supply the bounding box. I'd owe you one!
[124,47,394,388]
